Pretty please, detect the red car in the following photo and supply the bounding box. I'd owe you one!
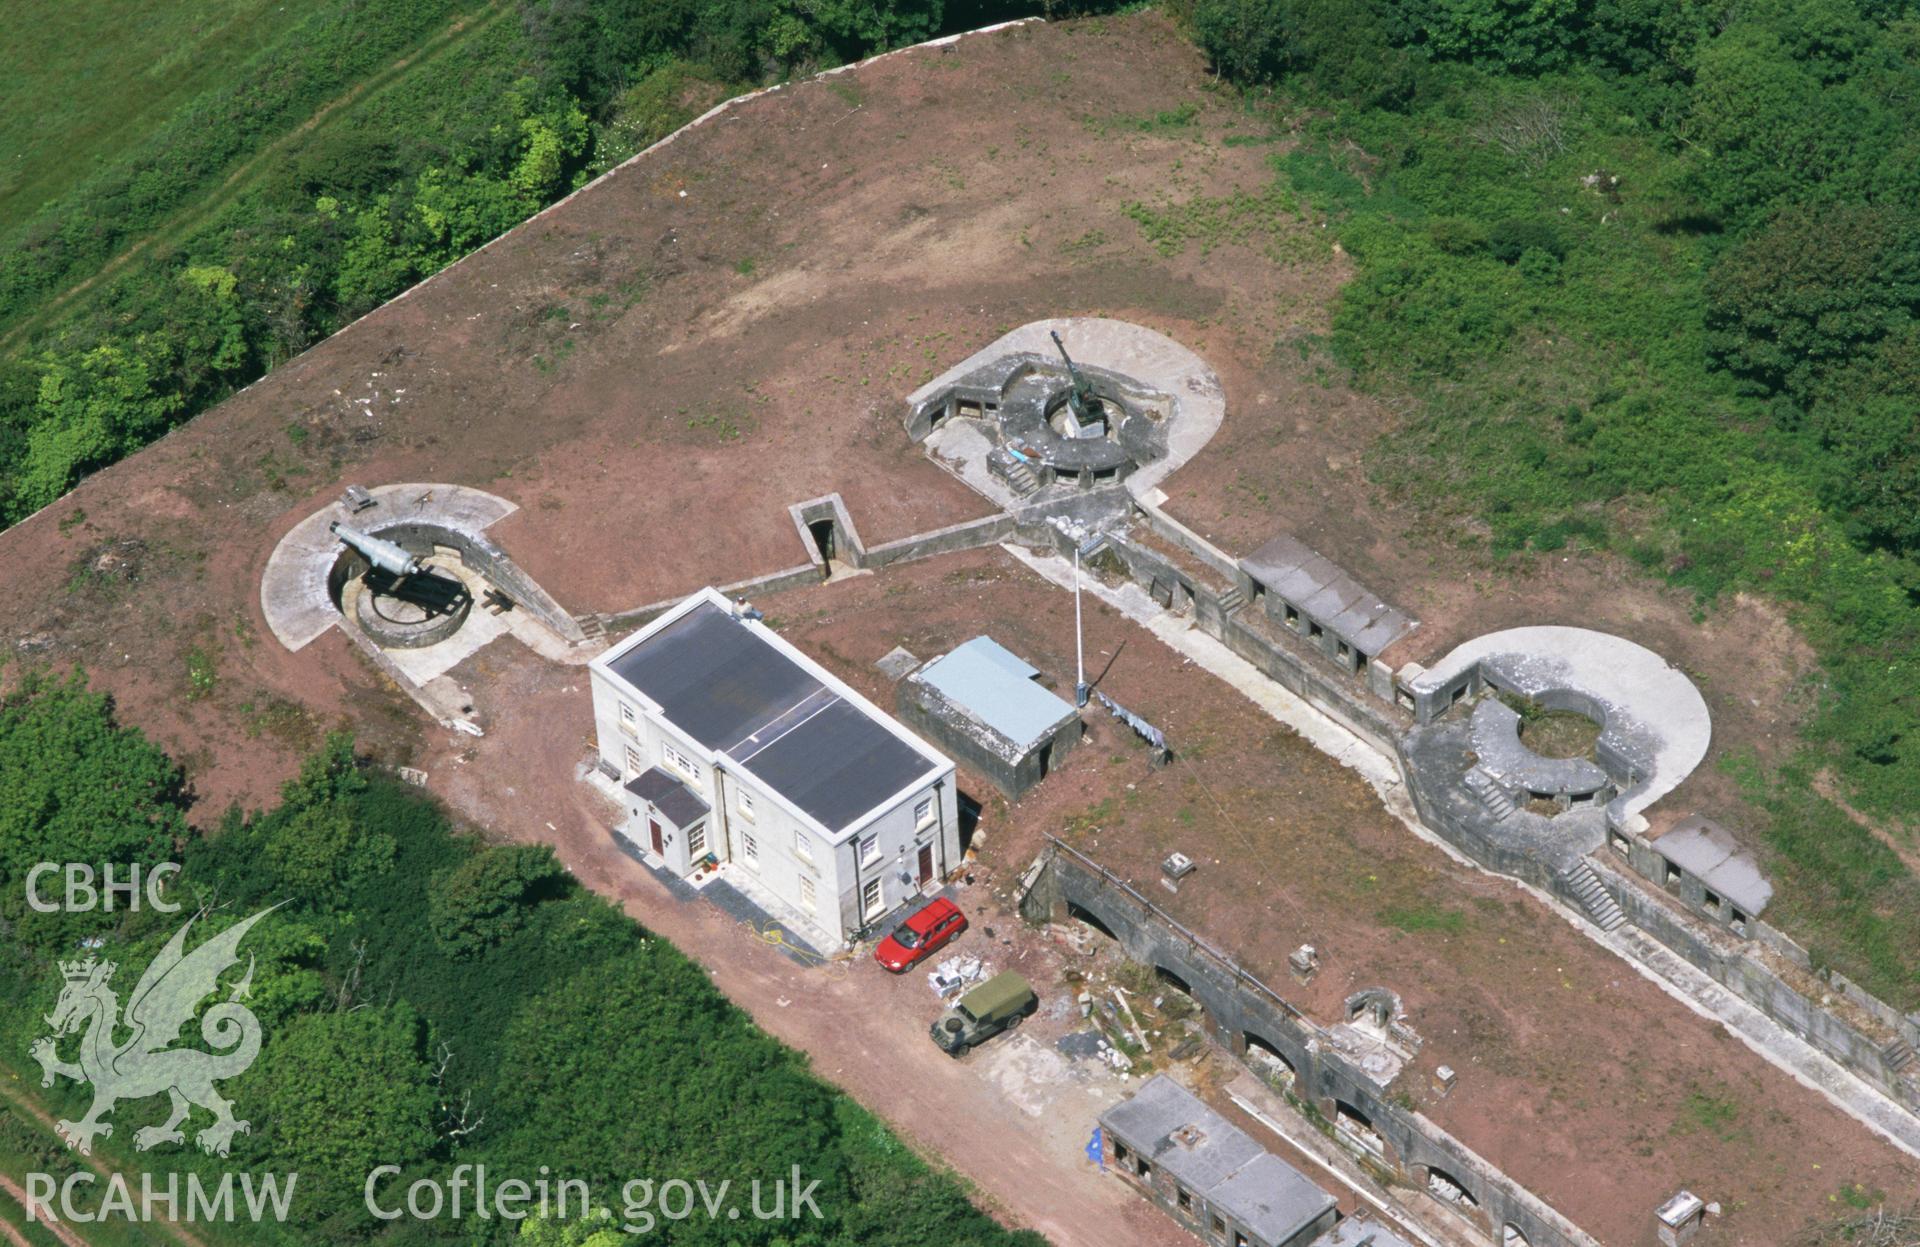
[873,897,968,972]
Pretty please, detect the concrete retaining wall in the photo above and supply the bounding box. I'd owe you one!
[865,512,1018,567]
[1024,842,1600,1247]
[1593,858,1920,1113]
[1080,524,1408,758]
[586,511,1018,642]
[376,520,584,642]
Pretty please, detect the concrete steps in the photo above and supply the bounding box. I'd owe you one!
[1218,585,1247,616]
[1463,766,1517,821]
[1006,460,1040,496]
[1564,860,1628,932]
[576,614,610,648]
[1885,1038,1917,1074]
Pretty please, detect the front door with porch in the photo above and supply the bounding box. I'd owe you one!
[649,818,664,855]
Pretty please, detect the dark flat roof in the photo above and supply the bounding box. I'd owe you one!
[609,601,937,832]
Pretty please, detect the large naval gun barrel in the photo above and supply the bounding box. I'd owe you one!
[1049,330,1099,426]
[329,521,422,579]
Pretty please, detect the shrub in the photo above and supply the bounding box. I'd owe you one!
[428,842,567,956]
[1486,217,1564,263]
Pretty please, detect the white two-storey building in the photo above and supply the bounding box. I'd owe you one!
[589,587,961,947]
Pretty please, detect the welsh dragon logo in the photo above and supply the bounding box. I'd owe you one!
[29,907,275,1157]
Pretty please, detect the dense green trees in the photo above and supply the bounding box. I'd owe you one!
[429,843,567,956]
[255,1004,441,1228]
[0,717,1042,1245]
[0,672,189,948]
[1705,203,1920,401]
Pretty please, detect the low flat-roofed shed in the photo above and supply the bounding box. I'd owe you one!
[1101,1075,1336,1247]
[1239,533,1415,660]
[1653,815,1772,916]
[898,636,1082,799]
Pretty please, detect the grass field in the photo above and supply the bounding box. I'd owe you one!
[0,0,292,236]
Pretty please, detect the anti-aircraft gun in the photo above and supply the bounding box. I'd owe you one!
[1050,330,1104,435]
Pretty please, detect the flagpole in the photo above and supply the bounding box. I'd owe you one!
[1074,540,1088,706]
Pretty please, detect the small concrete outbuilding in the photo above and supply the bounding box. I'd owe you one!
[897,637,1082,799]
[1648,815,1771,935]
[1100,1075,1337,1247]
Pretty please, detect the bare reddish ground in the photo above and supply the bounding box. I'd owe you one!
[0,12,1898,1246]
[707,554,1918,1247]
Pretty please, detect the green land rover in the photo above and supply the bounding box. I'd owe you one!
[930,970,1038,1057]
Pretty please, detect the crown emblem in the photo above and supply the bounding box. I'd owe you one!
[58,957,113,982]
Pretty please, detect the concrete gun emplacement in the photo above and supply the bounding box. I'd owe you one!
[329,521,422,580]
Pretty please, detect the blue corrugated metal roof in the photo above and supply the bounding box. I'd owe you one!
[917,637,1075,747]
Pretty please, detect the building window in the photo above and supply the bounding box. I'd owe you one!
[914,797,935,829]
[1114,1141,1130,1164]
[662,741,701,783]
[737,789,756,820]
[794,829,814,864]
[618,701,639,736]
[860,834,879,865]
[687,823,707,859]
[1134,1156,1151,1179]
[1663,858,1682,889]
[798,876,816,911]
[1176,1185,1192,1211]
[862,877,884,918]
[1211,1214,1227,1238]
[1283,603,1299,630]
[1702,888,1723,915]
[1730,907,1749,937]
[1308,620,1325,640]
[623,746,644,777]
[742,831,759,868]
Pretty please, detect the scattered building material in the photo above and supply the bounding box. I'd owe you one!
[875,646,920,680]
[929,955,988,998]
